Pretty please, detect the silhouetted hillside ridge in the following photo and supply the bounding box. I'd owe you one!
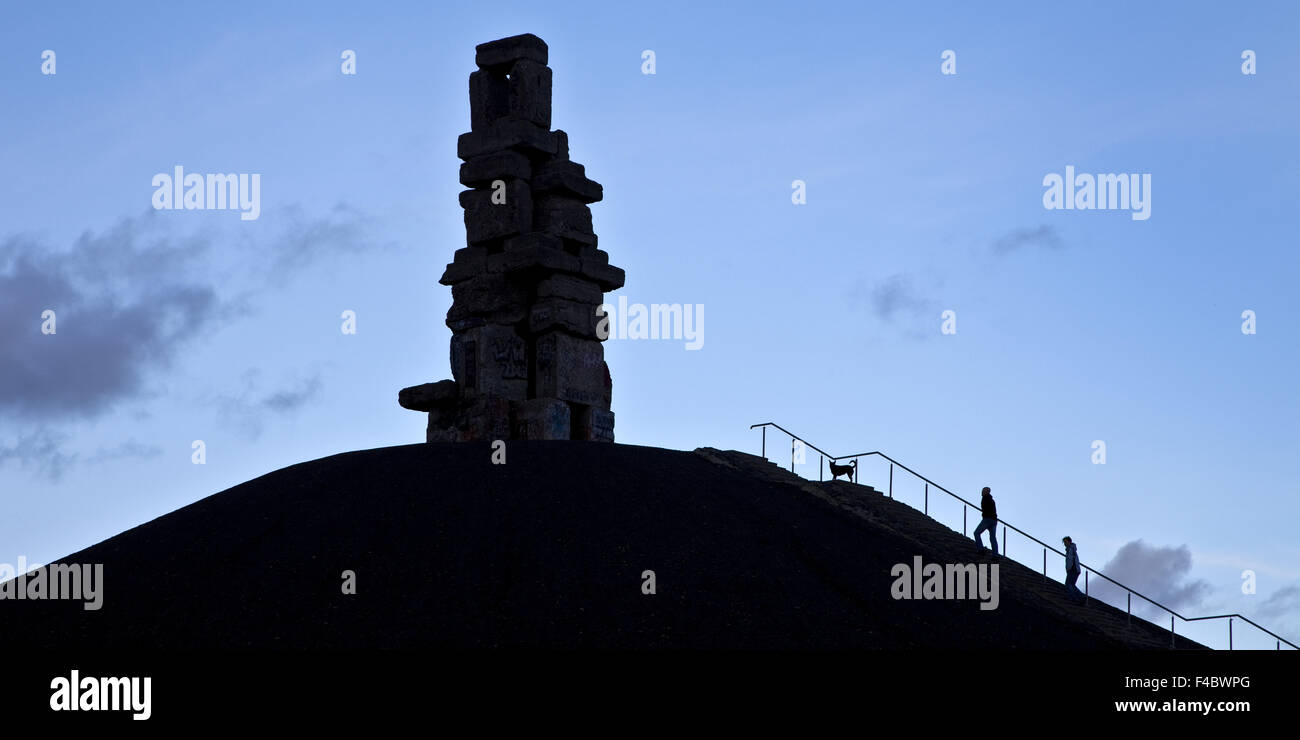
[5,442,1204,649]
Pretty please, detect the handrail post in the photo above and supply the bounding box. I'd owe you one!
[790,438,796,472]
[1084,571,1089,604]
[761,427,766,458]
[1042,548,1046,581]
[1127,593,1131,626]
[963,507,967,536]
[819,455,823,482]
[924,483,928,515]
[1171,616,1176,648]
[888,464,893,499]
[1229,618,1233,651]
[1003,526,1008,558]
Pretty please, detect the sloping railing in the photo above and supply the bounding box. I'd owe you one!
[750,421,1297,651]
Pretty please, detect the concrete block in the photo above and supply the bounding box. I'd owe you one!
[399,380,458,412]
[439,246,489,286]
[459,149,531,188]
[536,273,604,305]
[578,255,625,291]
[572,405,615,442]
[489,232,582,275]
[530,296,602,339]
[449,272,528,317]
[463,396,513,440]
[469,70,509,131]
[535,331,612,408]
[532,159,602,203]
[460,181,532,246]
[427,418,464,443]
[450,324,529,399]
[533,194,595,245]
[457,117,558,160]
[512,398,571,440]
[475,33,548,72]
[507,59,551,129]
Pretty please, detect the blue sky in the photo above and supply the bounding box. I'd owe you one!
[2,1,1298,648]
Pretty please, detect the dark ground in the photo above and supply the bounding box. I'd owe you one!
[3,441,1203,649]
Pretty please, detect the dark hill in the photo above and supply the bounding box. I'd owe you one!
[4,442,1203,649]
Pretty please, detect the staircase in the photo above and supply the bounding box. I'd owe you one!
[698,446,1205,649]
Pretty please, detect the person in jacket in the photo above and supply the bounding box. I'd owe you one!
[972,487,999,555]
[1063,536,1084,603]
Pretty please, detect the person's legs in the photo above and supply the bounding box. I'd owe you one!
[973,518,991,548]
[1065,569,1082,600]
[989,522,999,555]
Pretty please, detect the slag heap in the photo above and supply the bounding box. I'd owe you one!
[399,33,624,442]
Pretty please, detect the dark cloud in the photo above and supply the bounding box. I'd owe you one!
[86,440,164,464]
[845,273,943,343]
[1257,585,1300,622]
[0,213,224,421]
[990,225,1063,255]
[0,430,76,481]
[263,202,388,276]
[0,432,167,480]
[1091,540,1212,616]
[871,276,919,320]
[854,273,937,322]
[216,372,322,439]
[261,375,323,414]
[1,204,376,474]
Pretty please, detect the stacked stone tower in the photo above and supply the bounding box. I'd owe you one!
[399,33,624,442]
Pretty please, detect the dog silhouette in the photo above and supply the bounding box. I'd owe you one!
[829,459,857,482]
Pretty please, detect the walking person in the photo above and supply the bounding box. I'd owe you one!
[972,487,999,555]
[1063,536,1084,603]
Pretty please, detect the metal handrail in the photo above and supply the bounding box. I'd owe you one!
[750,421,1298,650]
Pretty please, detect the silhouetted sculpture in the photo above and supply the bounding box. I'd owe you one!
[399,34,624,442]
